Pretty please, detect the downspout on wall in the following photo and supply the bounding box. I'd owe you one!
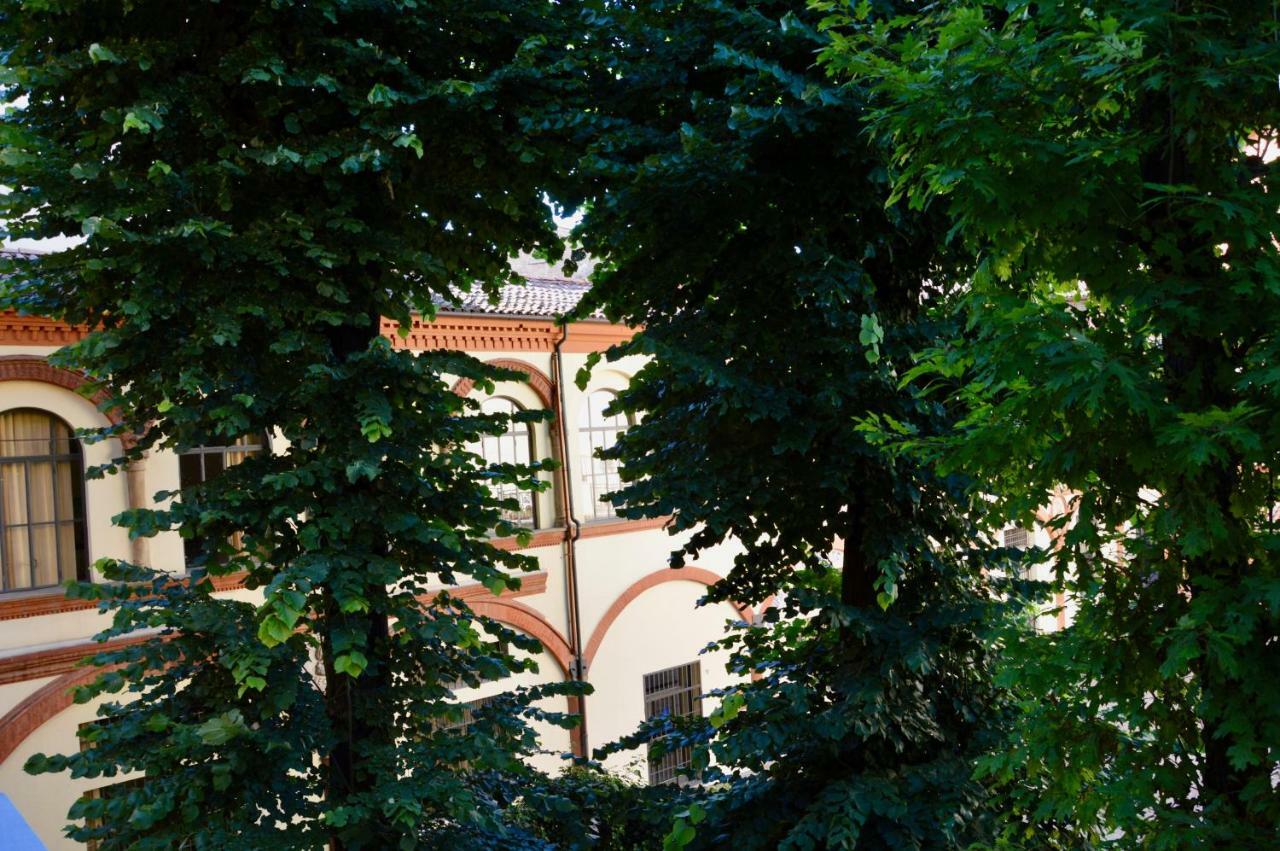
[552,323,589,758]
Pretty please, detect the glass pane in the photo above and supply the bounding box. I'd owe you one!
[179,452,203,488]
[5,527,30,590]
[31,524,58,587]
[28,462,56,523]
[2,462,28,524]
[0,410,53,458]
[55,459,75,519]
[204,451,225,479]
[58,523,78,582]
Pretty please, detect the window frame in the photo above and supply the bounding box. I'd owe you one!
[643,660,702,786]
[475,396,539,529]
[178,433,268,572]
[578,389,629,521]
[0,408,89,593]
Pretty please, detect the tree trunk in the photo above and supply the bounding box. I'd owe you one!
[323,305,397,850]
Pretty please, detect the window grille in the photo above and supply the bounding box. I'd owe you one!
[1002,525,1029,550]
[579,390,628,520]
[0,409,88,592]
[473,397,536,527]
[643,661,702,785]
[178,433,265,571]
[445,640,511,690]
[434,694,501,735]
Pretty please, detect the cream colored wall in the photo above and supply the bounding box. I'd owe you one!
[586,580,739,781]
[0,689,110,850]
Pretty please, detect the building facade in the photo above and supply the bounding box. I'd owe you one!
[0,249,749,848]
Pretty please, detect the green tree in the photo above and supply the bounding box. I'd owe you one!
[564,2,1029,847]
[1,1,582,847]
[833,1,1280,844]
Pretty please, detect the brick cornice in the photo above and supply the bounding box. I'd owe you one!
[3,311,635,355]
[384,314,633,353]
[0,311,88,346]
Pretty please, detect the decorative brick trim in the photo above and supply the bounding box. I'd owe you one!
[582,567,749,667]
[468,598,574,678]
[0,634,151,687]
[577,515,671,540]
[3,312,635,355]
[422,571,548,605]
[488,518,674,552]
[383,314,633,353]
[0,665,102,767]
[0,571,251,623]
[452,358,555,410]
[0,311,89,347]
[489,528,566,551]
[0,591,102,622]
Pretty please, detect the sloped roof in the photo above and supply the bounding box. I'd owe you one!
[0,248,600,321]
[434,276,596,319]
[0,248,43,262]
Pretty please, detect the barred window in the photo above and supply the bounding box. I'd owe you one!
[578,390,628,520]
[475,397,536,527]
[434,694,501,735]
[1002,525,1029,550]
[179,434,265,571]
[0,409,88,592]
[643,661,702,785]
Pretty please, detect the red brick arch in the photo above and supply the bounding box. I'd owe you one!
[469,598,574,678]
[0,354,119,424]
[0,665,100,767]
[583,567,751,668]
[451,358,554,410]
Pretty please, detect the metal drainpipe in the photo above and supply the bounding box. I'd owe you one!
[553,323,589,758]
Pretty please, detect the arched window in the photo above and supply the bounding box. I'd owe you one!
[0,409,88,592]
[476,397,536,528]
[179,434,265,568]
[578,390,628,520]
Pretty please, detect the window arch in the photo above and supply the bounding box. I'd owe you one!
[475,397,537,528]
[578,390,629,520]
[179,433,266,569]
[0,409,88,592]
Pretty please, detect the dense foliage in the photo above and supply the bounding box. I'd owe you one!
[564,2,1030,847]
[0,1,585,848]
[825,1,1280,845]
